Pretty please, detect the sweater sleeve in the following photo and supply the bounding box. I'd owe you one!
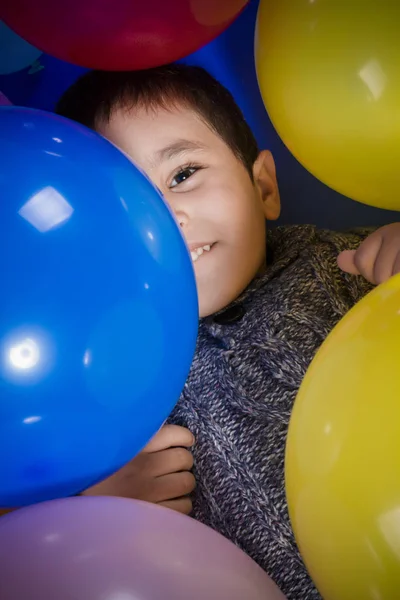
[307,227,376,317]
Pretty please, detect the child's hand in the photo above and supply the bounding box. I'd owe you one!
[83,424,195,514]
[337,223,400,285]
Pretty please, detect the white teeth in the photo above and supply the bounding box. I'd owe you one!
[190,244,212,263]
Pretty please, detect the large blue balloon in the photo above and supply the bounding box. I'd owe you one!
[0,107,198,507]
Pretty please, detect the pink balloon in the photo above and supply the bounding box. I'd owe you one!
[0,497,286,600]
[0,91,11,106]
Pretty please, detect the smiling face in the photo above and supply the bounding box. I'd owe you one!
[98,105,280,317]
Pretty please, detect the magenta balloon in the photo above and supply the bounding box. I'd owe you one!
[0,497,286,600]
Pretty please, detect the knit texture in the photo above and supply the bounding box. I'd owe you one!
[169,224,374,599]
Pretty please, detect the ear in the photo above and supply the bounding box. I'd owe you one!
[252,150,281,221]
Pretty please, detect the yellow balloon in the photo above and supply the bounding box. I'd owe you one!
[255,0,400,210]
[285,274,400,599]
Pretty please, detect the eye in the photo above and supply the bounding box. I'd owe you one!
[170,165,200,189]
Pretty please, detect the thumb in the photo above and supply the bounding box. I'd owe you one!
[337,249,360,275]
[143,424,194,453]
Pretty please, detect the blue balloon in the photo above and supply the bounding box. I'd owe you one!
[0,107,198,507]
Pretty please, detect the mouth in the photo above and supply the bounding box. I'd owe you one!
[189,243,215,263]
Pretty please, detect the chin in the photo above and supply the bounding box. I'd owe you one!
[198,299,215,319]
[198,294,231,319]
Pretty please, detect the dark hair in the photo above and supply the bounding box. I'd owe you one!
[56,64,259,177]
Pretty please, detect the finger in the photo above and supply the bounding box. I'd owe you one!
[147,447,194,477]
[351,233,384,284]
[158,496,193,515]
[83,451,151,497]
[392,250,400,277]
[337,250,360,275]
[152,471,196,503]
[373,237,400,284]
[144,424,194,453]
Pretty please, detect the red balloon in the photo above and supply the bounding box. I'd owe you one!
[1,0,248,70]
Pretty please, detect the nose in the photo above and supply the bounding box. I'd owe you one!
[174,208,189,229]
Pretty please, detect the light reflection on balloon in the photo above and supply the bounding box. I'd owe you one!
[378,507,400,561]
[0,91,12,106]
[82,350,92,366]
[2,329,53,385]
[23,416,42,425]
[18,187,74,233]
[358,58,387,102]
[9,337,40,370]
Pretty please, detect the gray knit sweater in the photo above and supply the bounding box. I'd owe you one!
[169,225,374,599]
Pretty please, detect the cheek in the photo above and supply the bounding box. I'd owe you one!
[216,186,265,245]
[200,177,255,222]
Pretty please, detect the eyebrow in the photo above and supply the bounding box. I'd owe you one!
[151,139,207,166]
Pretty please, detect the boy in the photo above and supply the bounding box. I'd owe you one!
[56,65,400,599]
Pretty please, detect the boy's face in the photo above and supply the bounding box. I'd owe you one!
[98,105,280,317]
